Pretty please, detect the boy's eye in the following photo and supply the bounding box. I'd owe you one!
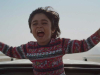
[33,23,37,25]
[42,23,47,25]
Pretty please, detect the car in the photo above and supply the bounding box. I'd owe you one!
[0,59,100,75]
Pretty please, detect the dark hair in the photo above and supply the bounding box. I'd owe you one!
[28,6,61,39]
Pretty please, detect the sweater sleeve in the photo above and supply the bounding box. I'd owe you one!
[0,42,28,59]
[62,31,100,54]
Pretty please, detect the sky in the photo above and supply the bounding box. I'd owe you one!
[0,0,100,54]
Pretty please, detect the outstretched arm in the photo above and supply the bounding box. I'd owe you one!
[0,42,28,59]
[62,28,100,54]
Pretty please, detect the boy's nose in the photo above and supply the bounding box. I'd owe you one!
[37,23,42,27]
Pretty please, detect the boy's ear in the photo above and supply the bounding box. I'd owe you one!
[52,29,55,33]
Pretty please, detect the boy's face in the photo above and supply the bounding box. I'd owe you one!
[31,13,55,45]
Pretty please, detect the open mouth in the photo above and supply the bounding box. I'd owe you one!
[37,31,45,37]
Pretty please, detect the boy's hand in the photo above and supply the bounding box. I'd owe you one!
[98,28,100,36]
[97,28,100,36]
[97,28,100,42]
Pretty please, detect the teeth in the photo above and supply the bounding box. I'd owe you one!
[38,31,42,32]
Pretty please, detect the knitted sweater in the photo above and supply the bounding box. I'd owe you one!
[0,32,100,75]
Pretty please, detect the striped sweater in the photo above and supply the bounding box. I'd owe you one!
[0,31,100,75]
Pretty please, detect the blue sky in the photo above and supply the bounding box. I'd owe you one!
[0,0,100,49]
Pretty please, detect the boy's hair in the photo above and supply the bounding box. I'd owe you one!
[28,6,61,39]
